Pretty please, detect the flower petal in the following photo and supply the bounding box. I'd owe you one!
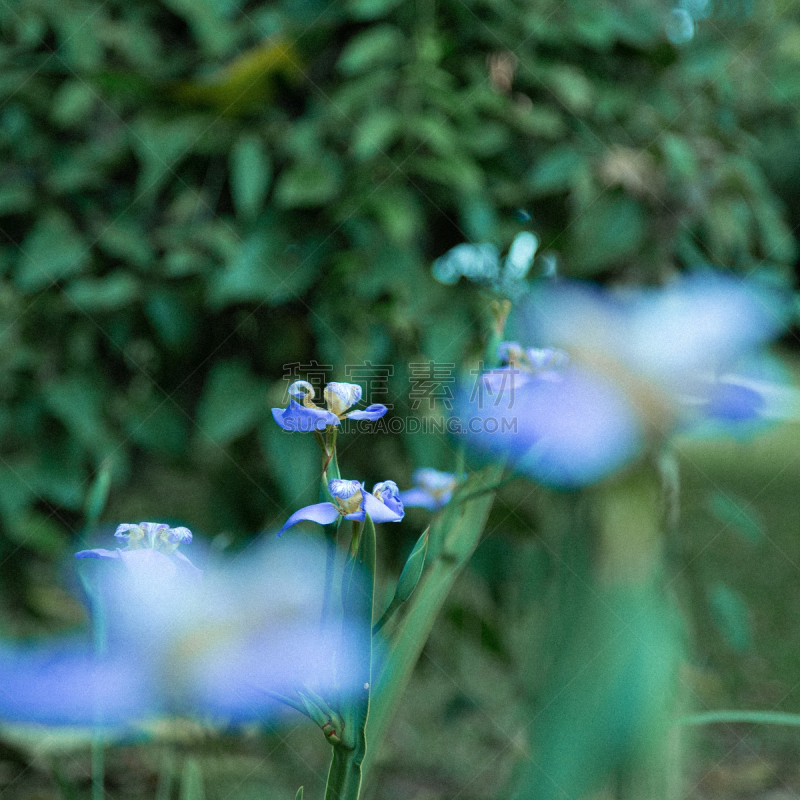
[346,404,388,421]
[364,492,404,523]
[272,400,338,432]
[0,641,153,725]
[75,548,122,561]
[398,488,440,511]
[462,366,644,489]
[280,503,340,534]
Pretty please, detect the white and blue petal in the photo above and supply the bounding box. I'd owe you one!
[325,382,362,417]
[363,491,404,523]
[346,404,388,421]
[279,502,340,534]
[272,399,338,431]
[372,480,404,517]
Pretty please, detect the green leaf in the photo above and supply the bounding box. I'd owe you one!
[568,193,648,274]
[84,459,114,531]
[337,25,404,74]
[707,581,751,652]
[64,272,140,312]
[162,0,235,56]
[124,398,189,459]
[179,758,205,800]
[527,145,587,196]
[195,359,266,446]
[230,134,272,220]
[0,184,34,216]
[274,157,342,208]
[374,527,429,633]
[260,419,319,506]
[295,789,304,800]
[351,109,400,161]
[545,65,594,114]
[364,466,503,782]
[15,211,89,291]
[145,288,197,349]
[705,490,762,543]
[677,711,800,727]
[207,229,320,307]
[345,0,403,19]
[132,116,207,199]
[51,81,95,128]
[44,378,116,457]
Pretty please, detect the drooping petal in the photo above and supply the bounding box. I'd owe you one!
[75,548,122,561]
[346,404,388,421]
[398,487,440,511]
[272,399,338,432]
[279,502,340,534]
[363,491,404,523]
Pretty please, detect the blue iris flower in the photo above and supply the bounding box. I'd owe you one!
[462,272,792,488]
[399,468,461,511]
[272,381,387,431]
[280,478,405,534]
[75,521,202,580]
[0,531,360,727]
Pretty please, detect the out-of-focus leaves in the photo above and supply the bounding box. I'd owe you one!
[527,145,588,196]
[274,157,343,208]
[195,359,266,447]
[230,134,272,220]
[568,193,648,274]
[707,581,751,652]
[64,272,140,312]
[179,757,205,800]
[337,25,405,74]
[15,212,89,291]
[705,490,762,543]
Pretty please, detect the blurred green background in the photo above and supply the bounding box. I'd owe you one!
[3,0,800,796]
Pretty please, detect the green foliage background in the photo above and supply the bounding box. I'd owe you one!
[2,0,800,617]
[3,0,800,795]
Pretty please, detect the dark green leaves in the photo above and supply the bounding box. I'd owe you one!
[230,134,272,220]
[16,212,89,291]
[195,360,266,447]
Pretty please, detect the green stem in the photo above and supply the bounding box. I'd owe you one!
[91,588,107,800]
[363,465,502,782]
[676,711,800,727]
[324,747,362,800]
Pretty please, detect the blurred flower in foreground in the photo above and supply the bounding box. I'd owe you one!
[0,535,359,727]
[399,468,461,511]
[280,478,404,533]
[462,273,792,487]
[273,380,387,431]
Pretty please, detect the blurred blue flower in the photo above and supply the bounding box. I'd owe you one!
[280,478,405,534]
[432,243,500,286]
[0,534,360,728]
[463,273,792,488]
[399,468,460,511]
[272,380,387,431]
